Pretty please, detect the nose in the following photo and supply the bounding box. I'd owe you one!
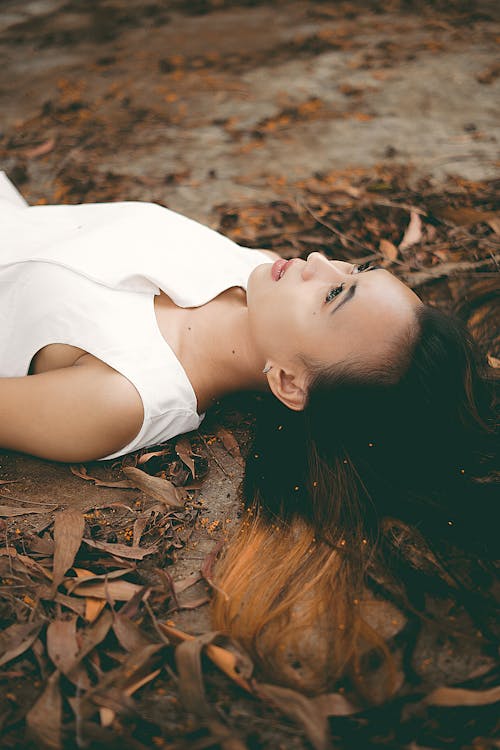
[301,252,347,282]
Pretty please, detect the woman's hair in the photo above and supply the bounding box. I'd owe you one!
[211,304,499,699]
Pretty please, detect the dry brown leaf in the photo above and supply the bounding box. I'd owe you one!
[24,137,56,158]
[100,707,115,728]
[26,670,62,750]
[124,667,161,697]
[66,609,113,674]
[91,643,163,699]
[66,566,132,593]
[216,426,243,464]
[487,217,500,234]
[431,205,498,227]
[82,537,159,560]
[173,631,250,749]
[0,548,53,580]
[379,238,398,261]
[66,578,145,601]
[201,541,226,598]
[161,624,252,692]
[487,353,500,369]
[85,598,107,622]
[52,591,86,617]
[476,62,500,84]
[425,685,500,707]
[51,509,85,595]
[26,535,54,555]
[113,612,154,652]
[399,211,422,251]
[46,617,79,675]
[175,437,197,477]
[132,514,150,547]
[46,616,92,688]
[0,505,57,517]
[256,683,329,750]
[122,466,186,507]
[138,448,170,464]
[0,621,43,668]
[173,571,203,594]
[404,255,499,287]
[175,595,210,610]
[70,464,133,489]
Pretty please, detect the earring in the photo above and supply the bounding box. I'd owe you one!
[262,364,272,374]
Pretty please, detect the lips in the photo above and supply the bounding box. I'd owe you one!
[271,258,293,281]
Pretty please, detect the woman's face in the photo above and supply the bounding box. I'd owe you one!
[247,252,422,377]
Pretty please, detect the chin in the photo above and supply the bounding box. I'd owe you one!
[246,264,265,302]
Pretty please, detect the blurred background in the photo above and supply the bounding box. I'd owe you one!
[1,0,499,219]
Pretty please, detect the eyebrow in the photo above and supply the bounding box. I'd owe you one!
[330,281,357,316]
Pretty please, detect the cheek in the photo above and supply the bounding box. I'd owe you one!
[248,290,307,356]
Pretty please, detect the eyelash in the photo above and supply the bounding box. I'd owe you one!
[324,261,379,303]
[325,284,344,303]
[355,261,378,273]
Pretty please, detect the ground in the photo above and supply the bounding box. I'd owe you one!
[0,1,499,749]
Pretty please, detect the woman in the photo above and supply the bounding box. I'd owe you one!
[0,170,420,463]
[1,171,498,699]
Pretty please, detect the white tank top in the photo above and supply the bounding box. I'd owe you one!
[0,171,271,460]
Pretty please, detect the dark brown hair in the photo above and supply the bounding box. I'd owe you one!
[212,305,499,698]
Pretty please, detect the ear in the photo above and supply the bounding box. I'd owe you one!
[266,365,308,411]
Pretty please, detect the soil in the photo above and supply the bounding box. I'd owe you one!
[0,2,499,749]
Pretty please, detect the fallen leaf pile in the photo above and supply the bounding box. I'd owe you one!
[1,169,499,747]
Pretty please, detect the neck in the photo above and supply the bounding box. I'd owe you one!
[182,290,268,413]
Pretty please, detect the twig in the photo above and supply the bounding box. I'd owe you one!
[369,198,427,216]
[299,199,374,254]
[197,432,231,478]
[403,255,500,287]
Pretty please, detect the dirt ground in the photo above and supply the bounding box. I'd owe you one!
[0,1,499,749]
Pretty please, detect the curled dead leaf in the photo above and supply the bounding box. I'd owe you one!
[113,612,155,652]
[82,537,159,560]
[379,238,398,262]
[399,211,422,251]
[51,509,85,595]
[487,353,500,369]
[46,617,79,675]
[256,683,329,750]
[70,464,133,488]
[26,670,62,750]
[65,577,145,601]
[138,448,171,464]
[0,505,57,517]
[216,426,243,465]
[175,437,197,477]
[162,624,252,692]
[0,621,43,668]
[122,466,186,507]
[24,137,56,159]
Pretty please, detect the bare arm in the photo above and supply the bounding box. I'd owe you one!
[0,360,143,462]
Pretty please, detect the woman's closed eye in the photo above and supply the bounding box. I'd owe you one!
[325,284,344,303]
[324,261,380,303]
[353,261,380,273]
